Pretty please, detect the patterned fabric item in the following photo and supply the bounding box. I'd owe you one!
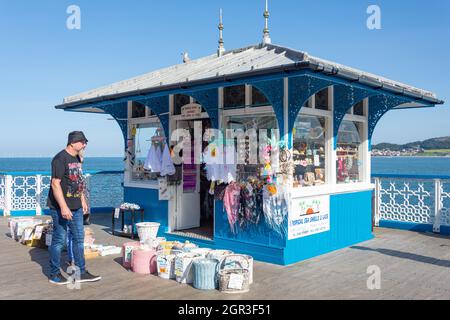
[240,183,255,227]
[223,183,241,234]
[252,184,264,225]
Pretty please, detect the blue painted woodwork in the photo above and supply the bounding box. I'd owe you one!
[288,75,334,134]
[249,79,285,136]
[133,96,171,139]
[284,191,374,265]
[186,89,220,129]
[123,187,169,234]
[368,95,411,142]
[378,220,434,233]
[214,200,286,249]
[333,84,375,148]
[96,102,128,149]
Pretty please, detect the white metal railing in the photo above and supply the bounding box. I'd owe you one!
[0,171,123,216]
[373,174,450,234]
[0,175,6,214]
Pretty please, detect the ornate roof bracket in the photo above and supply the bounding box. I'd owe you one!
[185,89,220,129]
[248,78,285,138]
[288,75,334,135]
[368,95,413,147]
[333,85,376,149]
[133,96,171,140]
[96,102,128,150]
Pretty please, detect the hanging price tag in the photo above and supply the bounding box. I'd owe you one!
[228,273,244,290]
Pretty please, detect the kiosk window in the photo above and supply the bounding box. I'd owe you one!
[251,86,269,107]
[336,120,363,184]
[131,102,146,118]
[174,94,191,115]
[292,115,327,188]
[353,101,364,116]
[226,114,278,181]
[130,123,165,182]
[224,85,246,109]
[315,88,329,111]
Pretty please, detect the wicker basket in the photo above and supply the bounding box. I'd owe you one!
[217,254,251,294]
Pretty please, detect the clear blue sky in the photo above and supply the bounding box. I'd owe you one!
[0,0,448,157]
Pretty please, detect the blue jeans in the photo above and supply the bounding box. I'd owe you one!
[49,209,85,276]
[67,226,74,263]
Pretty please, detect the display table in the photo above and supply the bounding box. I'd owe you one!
[111,208,145,240]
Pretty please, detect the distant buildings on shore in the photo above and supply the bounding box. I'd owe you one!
[372,147,424,157]
[372,136,450,157]
[372,148,450,157]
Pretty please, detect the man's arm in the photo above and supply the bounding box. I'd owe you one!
[81,192,88,215]
[51,178,73,220]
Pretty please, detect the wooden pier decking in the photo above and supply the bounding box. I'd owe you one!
[1,214,450,300]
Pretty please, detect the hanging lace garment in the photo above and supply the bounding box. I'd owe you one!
[160,144,176,176]
[144,144,163,172]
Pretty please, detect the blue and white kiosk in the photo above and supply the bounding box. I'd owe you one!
[56,15,443,265]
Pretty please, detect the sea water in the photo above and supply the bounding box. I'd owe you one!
[1,157,450,208]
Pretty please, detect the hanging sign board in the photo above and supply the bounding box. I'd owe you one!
[288,195,330,240]
[181,103,202,120]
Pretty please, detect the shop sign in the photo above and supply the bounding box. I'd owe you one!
[288,195,330,240]
[181,103,202,119]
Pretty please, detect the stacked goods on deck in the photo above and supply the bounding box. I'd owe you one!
[8,217,52,248]
[122,237,254,293]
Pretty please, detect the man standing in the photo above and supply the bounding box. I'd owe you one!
[47,131,101,285]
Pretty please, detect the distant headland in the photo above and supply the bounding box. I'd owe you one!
[372,136,450,157]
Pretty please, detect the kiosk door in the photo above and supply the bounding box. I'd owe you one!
[175,120,201,230]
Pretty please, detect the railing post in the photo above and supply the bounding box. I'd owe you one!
[4,175,12,216]
[433,179,442,233]
[36,174,42,216]
[374,177,381,227]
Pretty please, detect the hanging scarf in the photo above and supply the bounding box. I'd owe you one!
[223,182,241,234]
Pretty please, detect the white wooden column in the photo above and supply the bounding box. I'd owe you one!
[374,177,381,227]
[434,179,442,233]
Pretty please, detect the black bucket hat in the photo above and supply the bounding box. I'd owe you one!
[68,131,88,145]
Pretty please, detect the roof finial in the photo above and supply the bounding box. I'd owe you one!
[262,0,271,45]
[217,8,225,57]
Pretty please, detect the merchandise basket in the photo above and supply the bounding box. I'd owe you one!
[217,254,251,294]
[135,222,160,243]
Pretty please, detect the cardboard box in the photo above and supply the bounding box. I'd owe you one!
[84,248,100,260]
[10,218,45,241]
